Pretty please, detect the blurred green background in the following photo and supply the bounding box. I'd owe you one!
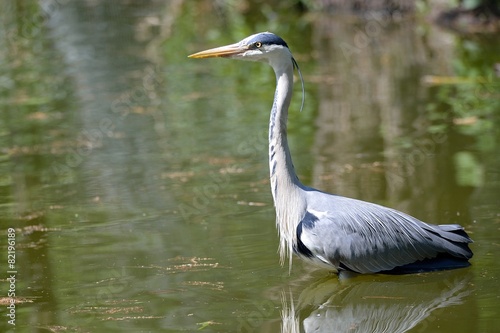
[0,1,499,332]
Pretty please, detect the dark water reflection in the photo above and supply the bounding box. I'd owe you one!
[0,1,499,332]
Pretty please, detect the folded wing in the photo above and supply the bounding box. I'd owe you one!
[298,194,473,274]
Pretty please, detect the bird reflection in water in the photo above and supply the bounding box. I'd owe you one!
[280,270,473,333]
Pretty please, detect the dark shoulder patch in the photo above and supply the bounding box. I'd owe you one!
[294,221,314,258]
[301,211,319,229]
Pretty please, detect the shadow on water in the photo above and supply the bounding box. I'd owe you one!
[280,269,476,333]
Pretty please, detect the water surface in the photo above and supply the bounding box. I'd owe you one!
[1,1,499,332]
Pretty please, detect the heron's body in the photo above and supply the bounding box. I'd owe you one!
[189,32,473,274]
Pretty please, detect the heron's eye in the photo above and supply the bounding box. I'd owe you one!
[254,42,262,48]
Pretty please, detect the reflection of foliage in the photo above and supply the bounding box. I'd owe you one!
[427,37,499,186]
[435,0,500,33]
[454,151,484,186]
[0,1,78,200]
[446,38,499,151]
[459,0,500,13]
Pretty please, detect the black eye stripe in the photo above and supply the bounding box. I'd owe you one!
[247,34,289,50]
[245,33,289,50]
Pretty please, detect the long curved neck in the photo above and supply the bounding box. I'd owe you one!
[269,64,300,197]
[268,60,306,266]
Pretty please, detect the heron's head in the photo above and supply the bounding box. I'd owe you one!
[189,31,305,111]
[188,32,293,67]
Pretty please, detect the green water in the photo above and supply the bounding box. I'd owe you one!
[0,1,499,332]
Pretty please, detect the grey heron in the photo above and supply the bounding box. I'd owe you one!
[189,32,473,274]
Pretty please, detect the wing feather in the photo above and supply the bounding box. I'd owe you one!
[299,192,473,274]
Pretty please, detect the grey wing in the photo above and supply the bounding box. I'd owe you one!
[299,195,472,274]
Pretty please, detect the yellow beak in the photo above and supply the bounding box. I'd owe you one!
[188,43,249,59]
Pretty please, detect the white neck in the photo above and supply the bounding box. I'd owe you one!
[268,58,306,267]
